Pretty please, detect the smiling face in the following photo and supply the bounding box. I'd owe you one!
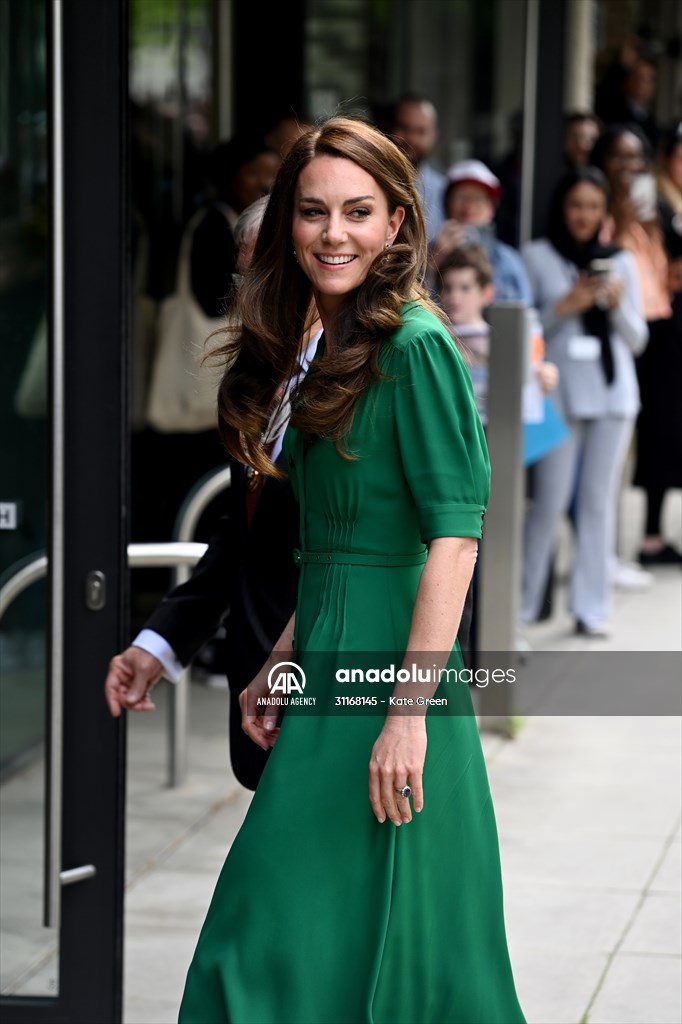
[292,155,405,321]
[563,181,607,243]
[603,131,646,195]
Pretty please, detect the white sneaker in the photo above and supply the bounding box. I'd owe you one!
[612,560,654,590]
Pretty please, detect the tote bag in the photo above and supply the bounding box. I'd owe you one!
[147,210,226,433]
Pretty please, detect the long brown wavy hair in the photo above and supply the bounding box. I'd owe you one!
[216,116,445,475]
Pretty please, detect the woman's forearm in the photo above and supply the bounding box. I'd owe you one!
[272,612,296,657]
[387,536,478,718]
[610,255,648,355]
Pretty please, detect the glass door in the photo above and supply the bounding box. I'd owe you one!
[0,1,128,1021]
[0,0,55,997]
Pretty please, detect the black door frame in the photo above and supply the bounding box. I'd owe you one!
[1,0,128,1021]
[60,0,128,1015]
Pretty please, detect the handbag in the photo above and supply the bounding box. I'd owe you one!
[146,209,226,433]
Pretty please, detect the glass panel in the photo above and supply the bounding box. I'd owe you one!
[128,0,218,631]
[304,0,375,120]
[0,0,58,998]
[302,0,528,246]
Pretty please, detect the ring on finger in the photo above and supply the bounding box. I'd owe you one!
[395,784,411,799]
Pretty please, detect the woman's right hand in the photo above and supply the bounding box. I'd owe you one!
[240,613,296,750]
[238,656,283,751]
[555,273,602,317]
[369,717,427,826]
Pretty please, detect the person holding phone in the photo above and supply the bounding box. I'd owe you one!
[429,159,532,303]
[591,124,671,324]
[520,167,647,635]
[632,122,682,565]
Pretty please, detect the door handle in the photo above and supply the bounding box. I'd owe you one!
[60,864,97,887]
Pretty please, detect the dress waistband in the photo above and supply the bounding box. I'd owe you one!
[292,548,427,567]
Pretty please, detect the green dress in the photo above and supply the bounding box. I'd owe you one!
[179,303,526,1024]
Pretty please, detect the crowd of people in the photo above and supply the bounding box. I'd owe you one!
[134,83,680,645]
[383,93,681,636]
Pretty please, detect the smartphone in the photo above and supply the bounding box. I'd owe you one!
[461,225,483,246]
[630,172,658,222]
[587,258,615,277]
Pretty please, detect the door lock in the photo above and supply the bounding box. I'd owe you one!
[85,570,106,611]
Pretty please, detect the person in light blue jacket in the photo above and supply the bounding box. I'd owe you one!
[521,167,647,635]
[431,160,533,303]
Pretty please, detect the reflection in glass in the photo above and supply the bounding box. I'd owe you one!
[128,0,218,612]
[0,0,57,997]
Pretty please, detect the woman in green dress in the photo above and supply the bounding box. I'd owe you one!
[179,117,526,1024]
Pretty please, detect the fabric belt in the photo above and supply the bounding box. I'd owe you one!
[292,548,427,567]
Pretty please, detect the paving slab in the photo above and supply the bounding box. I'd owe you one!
[503,883,641,955]
[124,926,197,1020]
[588,952,682,1024]
[650,839,682,894]
[125,1000,186,1024]
[125,867,223,932]
[620,892,682,956]
[165,790,252,874]
[510,947,609,1024]
[492,779,681,841]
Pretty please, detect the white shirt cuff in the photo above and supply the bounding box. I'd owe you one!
[133,629,184,684]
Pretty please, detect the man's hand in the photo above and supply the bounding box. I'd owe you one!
[104,646,164,717]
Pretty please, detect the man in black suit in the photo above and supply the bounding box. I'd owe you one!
[105,194,305,791]
[105,451,301,790]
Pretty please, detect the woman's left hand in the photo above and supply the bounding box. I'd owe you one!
[369,718,426,826]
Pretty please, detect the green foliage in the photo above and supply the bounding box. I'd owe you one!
[130,0,212,50]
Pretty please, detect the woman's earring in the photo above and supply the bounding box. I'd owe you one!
[292,243,298,262]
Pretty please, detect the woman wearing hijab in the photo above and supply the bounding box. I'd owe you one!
[521,167,647,636]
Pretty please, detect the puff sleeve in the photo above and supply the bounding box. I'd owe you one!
[390,324,490,541]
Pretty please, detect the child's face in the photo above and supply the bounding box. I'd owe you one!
[439,267,489,324]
